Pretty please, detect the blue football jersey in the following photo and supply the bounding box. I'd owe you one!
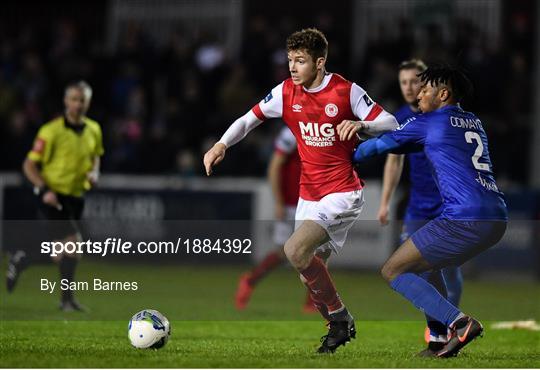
[394,105,443,220]
[386,105,507,221]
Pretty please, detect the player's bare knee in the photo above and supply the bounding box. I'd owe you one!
[381,262,397,283]
[284,241,309,270]
[289,249,307,270]
[284,240,299,265]
[283,239,295,260]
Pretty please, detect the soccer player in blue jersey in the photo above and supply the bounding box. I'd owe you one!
[352,65,507,357]
[377,59,463,345]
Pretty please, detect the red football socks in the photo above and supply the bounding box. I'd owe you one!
[303,282,331,320]
[300,256,343,313]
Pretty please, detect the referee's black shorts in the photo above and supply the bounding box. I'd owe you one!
[38,193,85,240]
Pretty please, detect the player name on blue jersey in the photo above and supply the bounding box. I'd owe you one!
[449,116,483,130]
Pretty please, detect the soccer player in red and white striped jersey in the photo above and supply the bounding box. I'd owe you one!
[204,28,398,353]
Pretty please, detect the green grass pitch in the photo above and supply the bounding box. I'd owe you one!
[1,260,539,368]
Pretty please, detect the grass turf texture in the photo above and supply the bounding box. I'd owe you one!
[1,260,539,367]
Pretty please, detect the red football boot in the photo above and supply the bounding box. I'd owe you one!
[235,273,254,310]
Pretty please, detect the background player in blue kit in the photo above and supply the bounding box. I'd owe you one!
[377,59,463,344]
[352,65,507,358]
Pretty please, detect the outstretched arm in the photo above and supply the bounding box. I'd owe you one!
[337,111,399,141]
[203,82,284,176]
[203,110,262,176]
[354,113,426,164]
[352,135,401,163]
[361,110,399,137]
[218,110,263,148]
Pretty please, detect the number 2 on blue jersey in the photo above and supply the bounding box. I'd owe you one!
[465,131,490,171]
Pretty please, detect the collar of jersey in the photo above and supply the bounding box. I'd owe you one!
[438,104,461,113]
[63,115,86,134]
[302,73,333,93]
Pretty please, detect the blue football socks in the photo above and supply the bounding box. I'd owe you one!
[419,270,448,339]
[391,272,462,327]
[442,266,463,307]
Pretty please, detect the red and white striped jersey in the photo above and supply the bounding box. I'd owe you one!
[252,73,385,201]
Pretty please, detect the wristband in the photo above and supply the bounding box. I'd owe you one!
[33,185,49,198]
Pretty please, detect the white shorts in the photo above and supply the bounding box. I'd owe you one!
[295,189,364,253]
[272,205,296,246]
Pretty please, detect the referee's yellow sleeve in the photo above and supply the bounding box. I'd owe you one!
[27,126,53,163]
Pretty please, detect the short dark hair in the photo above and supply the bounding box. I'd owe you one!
[286,28,328,61]
[418,64,473,103]
[398,59,427,73]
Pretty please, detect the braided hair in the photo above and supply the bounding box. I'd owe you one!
[418,64,473,103]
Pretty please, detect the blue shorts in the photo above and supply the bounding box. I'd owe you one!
[411,219,507,268]
[400,208,440,244]
[400,219,430,244]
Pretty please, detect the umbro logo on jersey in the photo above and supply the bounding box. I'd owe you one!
[292,104,303,112]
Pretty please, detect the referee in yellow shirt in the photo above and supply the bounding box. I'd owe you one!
[6,81,104,311]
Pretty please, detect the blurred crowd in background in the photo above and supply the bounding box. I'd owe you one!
[0,0,535,185]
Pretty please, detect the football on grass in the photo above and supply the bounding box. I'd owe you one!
[128,309,171,349]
